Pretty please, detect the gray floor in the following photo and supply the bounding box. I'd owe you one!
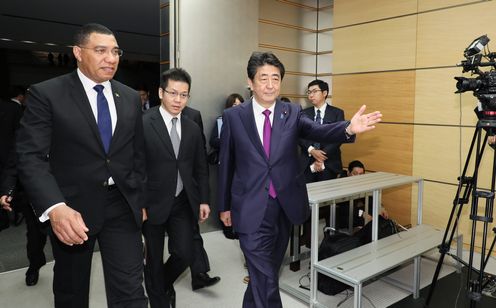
[0,228,477,308]
[0,219,53,272]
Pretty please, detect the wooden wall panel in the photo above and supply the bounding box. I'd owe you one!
[416,1,496,68]
[413,126,461,183]
[333,16,417,74]
[259,0,302,25]
[257,48,301,75]
[411,181,459,229]
[460,127,496,189]
[258,0,322,107]
[418,0,481,12]
[383,186,412,226]
[333,71,416,123]
[414,68,463,125]
[460,91,480,127]
[259,23,304,51]
[278,74,306,96]
[333,0,417,28]
[332,0,496,254]
[341,123,413,176]
[457,199,496,252]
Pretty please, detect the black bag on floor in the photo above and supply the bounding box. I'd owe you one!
[317,217,399,295]
[354,216,399,245]
[317,232,362,295]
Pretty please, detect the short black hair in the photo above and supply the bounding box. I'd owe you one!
[225,93,244,109]
[348,160,365,172]
[136,84,149,93]
[160,68,192,92]
[308,79,329,99]
[74,23,114,46]
[247,52,285,81]
[280,96,291,102]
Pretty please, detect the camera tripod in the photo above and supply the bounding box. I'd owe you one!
[426,118,496,307]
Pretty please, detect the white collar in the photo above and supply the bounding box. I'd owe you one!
[77,68,111,92]
[252,97,275,115]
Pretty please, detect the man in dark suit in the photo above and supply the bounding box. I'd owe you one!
[16,23,147,308]
[300,79,345,182]
[0,87,23,181]
[218,52,382,308]
[1,86,49,286]
[181,105,221,290]
[0,91,23,231]
[299,79,345,246]
[142,68,210,308]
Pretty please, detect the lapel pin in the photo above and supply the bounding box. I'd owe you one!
[115,92,120,98]
[280,109,288,119]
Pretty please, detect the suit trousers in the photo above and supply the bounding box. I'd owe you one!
[190,222,210,276]
[238,197,292,308]
[143,191,194,308]
[49,188,147,308]
[21,198,48,270]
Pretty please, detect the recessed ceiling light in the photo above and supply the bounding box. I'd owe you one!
[0,38,13,41]
[20,40,36,44]
[44,42,57,46]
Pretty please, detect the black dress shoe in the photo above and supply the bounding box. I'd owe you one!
[192,272,221,291]
[222,226,239,240]
[165,286,175,308]
[25,268,39,286]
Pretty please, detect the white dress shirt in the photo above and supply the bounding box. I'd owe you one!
[40,69,119,222]
[252,98,275,147]
[159,106,182,139]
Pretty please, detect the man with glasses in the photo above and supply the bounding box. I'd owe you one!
[16,23,147,308]
[300,79,345,182]
[142,68,210,308]
[299,80,345,246]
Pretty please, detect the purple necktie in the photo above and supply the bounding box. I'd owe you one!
[262,109,277,198]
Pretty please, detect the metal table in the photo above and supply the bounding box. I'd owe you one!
[281,172,424,304]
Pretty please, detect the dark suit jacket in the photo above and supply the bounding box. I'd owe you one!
[217,99,354,234]
[299,104,345,181]
[16,71,146,234]
[209,116,222,150]
[143,106,209,225]
[182,106,206,148]
[0,99,22,173]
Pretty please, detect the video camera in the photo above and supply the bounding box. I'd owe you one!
[455,35,496,112]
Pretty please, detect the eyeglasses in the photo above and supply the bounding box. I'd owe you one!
[306,89,323,96]
[163,88,190,100]
[79,46,124,57]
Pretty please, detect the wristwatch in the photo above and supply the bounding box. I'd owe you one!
[344,121,354,139]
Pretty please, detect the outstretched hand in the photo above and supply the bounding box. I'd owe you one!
[348,105,382,135]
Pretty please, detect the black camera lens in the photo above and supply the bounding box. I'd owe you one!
[455,76,482,93]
